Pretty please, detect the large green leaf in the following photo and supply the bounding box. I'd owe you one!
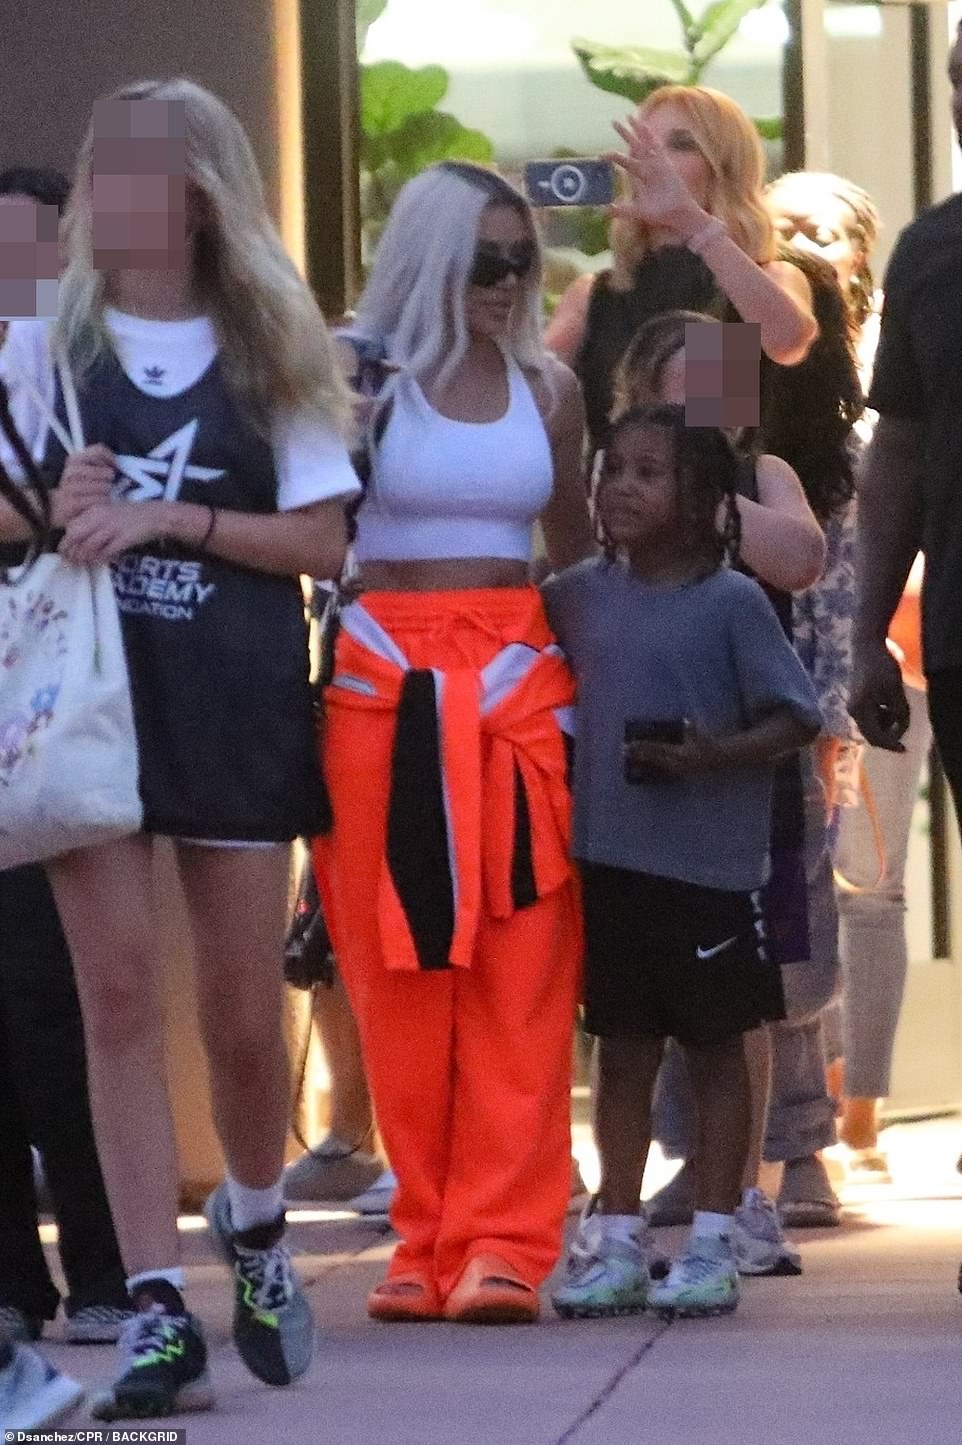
[360,60,449,139]
[390,110,494,181]
[356,0,388,55]
[573,39,692,105]
[691,0,769,68]
[753,115,784,141]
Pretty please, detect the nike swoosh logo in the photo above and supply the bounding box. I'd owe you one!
[696,936,737,960]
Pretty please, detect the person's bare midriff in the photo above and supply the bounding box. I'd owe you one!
[360,557,531,592]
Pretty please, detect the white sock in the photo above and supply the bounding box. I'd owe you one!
[691,1210,734,1240]
[126,1266,186,1296]
[226,1173,285,1233]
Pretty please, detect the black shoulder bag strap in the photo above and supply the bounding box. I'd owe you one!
[0,379,52,572]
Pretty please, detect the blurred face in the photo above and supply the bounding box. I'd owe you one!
[598,423,677,550]
[950,28,962,149]
[91,96,191,270]
[640,101,713,210]
[766,184,861,292]
[464,203,535,341]
[0,196,60,320]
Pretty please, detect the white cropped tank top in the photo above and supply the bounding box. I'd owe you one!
[353,352,554,562]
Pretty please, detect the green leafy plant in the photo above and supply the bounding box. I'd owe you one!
[356,3,494,254]
[573,0,783,139]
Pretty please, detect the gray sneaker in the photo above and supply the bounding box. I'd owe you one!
[283,1138,384,1204]
[64,1303,136,1344]
[204,1184,314,1387]
[552,1208,652,1318]
[778,1155,841,1228]
[0,1340,83,1431]
[648,1233,740,1318]
[733,1188,802,1277]
[349,1168,397,1218]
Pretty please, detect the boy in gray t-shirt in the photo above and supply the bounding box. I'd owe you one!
[543,405,819,1322]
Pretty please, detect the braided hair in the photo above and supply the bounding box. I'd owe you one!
[598,403,742,578]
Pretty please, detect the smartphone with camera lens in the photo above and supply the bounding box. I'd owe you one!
[623,719,687,785]
[524,159,615,208]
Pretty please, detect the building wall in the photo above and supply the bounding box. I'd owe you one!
[1,0,282,218]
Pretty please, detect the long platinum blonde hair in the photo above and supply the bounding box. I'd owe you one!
[354,162,551,396]
[56,77,352,436]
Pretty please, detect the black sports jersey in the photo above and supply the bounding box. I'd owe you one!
[44,352,328,841]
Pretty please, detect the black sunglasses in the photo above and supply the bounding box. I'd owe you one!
[469,240,537,289]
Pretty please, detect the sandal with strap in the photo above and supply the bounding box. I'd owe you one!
[442,1253,540,1325]
[367,1272,441,1323]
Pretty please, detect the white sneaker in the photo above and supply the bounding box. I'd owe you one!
[552,1208,652,1318]
[648,1233,740,1317]
[0,1341,84,1431]
[733,1188,802,1277]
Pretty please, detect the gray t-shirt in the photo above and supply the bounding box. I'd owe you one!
[542,560,821,891]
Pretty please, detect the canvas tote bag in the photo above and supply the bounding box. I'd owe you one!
[0,353,142,867]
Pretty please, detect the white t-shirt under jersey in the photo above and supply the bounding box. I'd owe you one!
[0,311,360,509]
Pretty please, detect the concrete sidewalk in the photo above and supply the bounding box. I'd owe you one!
[39,1117,962,1445]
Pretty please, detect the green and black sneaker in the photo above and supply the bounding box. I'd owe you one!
[204,1183,314,1387]
[89,1282,213,1421]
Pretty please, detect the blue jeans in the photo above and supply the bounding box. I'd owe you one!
[826,687,931,1098]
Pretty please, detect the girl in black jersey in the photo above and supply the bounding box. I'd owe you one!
[0,79,359,1419]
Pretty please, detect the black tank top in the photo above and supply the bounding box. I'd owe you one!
[576,245,730,453]
[43,353,328,841]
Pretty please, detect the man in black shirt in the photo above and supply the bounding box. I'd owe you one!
[852,24,962,812]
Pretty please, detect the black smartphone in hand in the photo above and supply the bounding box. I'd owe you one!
[623,718,687,785]
[524,159,615,208]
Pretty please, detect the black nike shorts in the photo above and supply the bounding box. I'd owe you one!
[580,862,786,1044]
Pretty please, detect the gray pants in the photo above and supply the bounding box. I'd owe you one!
[826,686,930,1099]
[654,749,841,1163]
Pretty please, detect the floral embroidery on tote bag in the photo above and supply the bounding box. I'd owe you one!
[0,585,68,786]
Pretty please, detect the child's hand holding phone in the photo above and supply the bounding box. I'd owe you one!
[624,719,721,783]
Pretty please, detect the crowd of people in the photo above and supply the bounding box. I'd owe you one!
[0,19,960,1429]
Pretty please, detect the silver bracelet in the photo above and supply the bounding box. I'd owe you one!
[686,216,727,257]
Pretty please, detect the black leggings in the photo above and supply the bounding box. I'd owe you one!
[0,866,127,1319]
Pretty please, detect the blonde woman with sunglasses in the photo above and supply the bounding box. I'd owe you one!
[313,161,593,1327]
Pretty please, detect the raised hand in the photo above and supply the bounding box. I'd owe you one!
[606,114,705,240]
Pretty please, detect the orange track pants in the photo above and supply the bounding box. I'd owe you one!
[314,589,581,1297]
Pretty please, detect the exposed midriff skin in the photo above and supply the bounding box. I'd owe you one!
[361,557,530,592]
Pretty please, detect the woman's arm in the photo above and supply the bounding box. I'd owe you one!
[609,115,817,365]
[535,360,596,571]
[737,453,825,592]
[543,273,594,366]
[60,495,350,581]
[695,246,817,367]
